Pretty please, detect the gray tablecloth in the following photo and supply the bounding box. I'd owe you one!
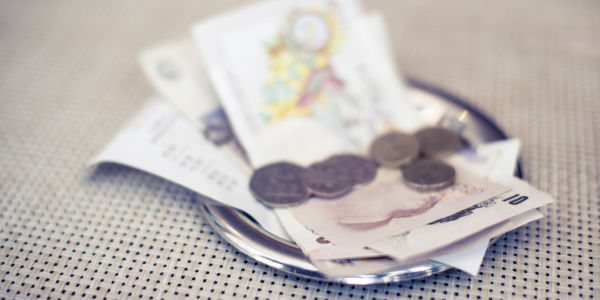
[1,0,598,299]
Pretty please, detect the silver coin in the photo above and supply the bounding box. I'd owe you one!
[249,162,311,207]
[301,160,354,198]
[414,127,461,158]
[329,154,378,185]
[369,132,420,168]
[401,159,456,192]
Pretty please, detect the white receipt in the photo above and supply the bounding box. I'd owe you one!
[432,208,542,276]
[89,96,287,238]
[432,240,489,276]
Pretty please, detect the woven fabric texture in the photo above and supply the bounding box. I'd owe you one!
[0,0,598,299]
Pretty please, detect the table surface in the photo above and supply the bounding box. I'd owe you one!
[1,0,598,299]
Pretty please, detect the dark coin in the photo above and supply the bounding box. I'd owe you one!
[329,154,378,185]
[301,160,354,198]
[369,132,420,168]
[401,159,456,192]
[249,162,310,207]
[414,127,461,158]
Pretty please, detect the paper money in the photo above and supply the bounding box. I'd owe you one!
[274,208,431,277]
[192,0,425,167]
[279,139,517,257]
[89,97,288,239]
[312,182,542,267]
[277,206,541,277]
[288,163,510,247]
[313,218,511,261]
[275,208,380,258]
[310,219,516,277]
[275,140,544,276]
[369,170,553,260]
[139,39,252,174]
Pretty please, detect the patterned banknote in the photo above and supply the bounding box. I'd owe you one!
[275,140,549,275]
[277,203,542,277]
[367,172,553,260]
[193,0,425,167]
[295,139,522,259]
[275,207,429,277]
[288,164,511,247]
[278,138,512,257]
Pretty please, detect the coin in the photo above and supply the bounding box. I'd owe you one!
[301,160,354,198]
[249,162,311,207]
[414,127,461,158]
[369,132,420,168]
[329,154,378,185]
[401,159,456,192]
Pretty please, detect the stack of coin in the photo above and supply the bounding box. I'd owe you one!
[301,154,378,199]
[328,154,378,186]
[249,155,378,207]
[401,159,456,192]
[369,126,461,193]
[249,126,463,206]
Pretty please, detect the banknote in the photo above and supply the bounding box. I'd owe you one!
[311,219,515,261]
[275,208,381,258]
[278,206,542,277]
[192,0,425,167]
[308,139,523,260]
[309,221,514,277]
[368,172,553,260]
[139,39,252,174]
[288,163,511,247]
[276,207,474,277]
[278,139,511,255]
[274,139,547,276]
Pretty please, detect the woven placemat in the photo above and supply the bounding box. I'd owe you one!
[0,0,598,299]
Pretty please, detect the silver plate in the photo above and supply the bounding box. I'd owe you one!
[199,80,515,285]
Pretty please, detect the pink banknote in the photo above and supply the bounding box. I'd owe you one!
[288,168,510,247]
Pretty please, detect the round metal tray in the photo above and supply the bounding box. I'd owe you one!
[199,80,515,285]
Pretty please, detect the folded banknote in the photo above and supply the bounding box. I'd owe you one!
[192,0,425,168]
[284,139,516,260]
[368,171,553,260]
[288,163,511,246]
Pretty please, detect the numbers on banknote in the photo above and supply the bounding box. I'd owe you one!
[502,194,529,205]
